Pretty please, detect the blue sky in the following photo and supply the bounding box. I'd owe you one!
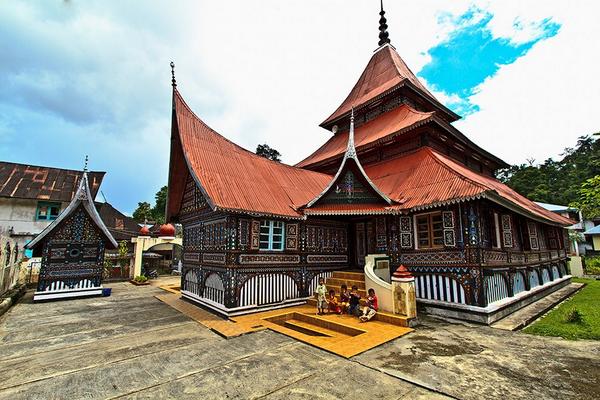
[1,1,598,215]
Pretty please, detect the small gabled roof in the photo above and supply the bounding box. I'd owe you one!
[321,44,459,129]
[305,110,392,209]
[26,171,118,250]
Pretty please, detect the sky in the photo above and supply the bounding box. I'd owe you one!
[1,0,599,215]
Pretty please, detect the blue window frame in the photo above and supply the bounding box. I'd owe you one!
[259,220,285,251]
[36,202,61,221]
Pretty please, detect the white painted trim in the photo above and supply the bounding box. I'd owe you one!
[33,287,103,301]
[417,275,571,313]
[181,290,309,317]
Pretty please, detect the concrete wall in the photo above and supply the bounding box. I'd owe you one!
[0,198,68,250]
[593,236,600,251]
[0,234,22,296]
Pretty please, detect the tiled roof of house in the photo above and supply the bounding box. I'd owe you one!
[0,161,104,202]
[168,88,572,226]
[321,44,457,128]
[95,201,140,241]
[297,104,433,168]
[364,147,574,226]
[168,89,332,219]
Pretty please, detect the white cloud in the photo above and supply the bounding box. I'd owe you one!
[455,0,600,164]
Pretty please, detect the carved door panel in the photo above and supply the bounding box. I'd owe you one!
[355,223,366,266]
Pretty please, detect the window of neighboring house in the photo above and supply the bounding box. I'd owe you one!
[259,220,285,251]
[415,213,444,249]
[36,202,61,221]
[115,218,124,230]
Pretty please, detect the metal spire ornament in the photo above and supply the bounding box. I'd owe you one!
[378,0,391,46]
[83,155,89,172]
[170,61,177,88]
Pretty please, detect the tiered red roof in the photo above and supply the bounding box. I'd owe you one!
[297,104,433,168]
[167,86,570,226]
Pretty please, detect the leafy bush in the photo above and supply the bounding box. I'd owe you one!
[133,275,148,283]
[564,309,584,324]
[584,257,600,275]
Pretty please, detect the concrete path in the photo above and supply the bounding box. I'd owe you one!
[491,282,585,331]
[0,281,444,400]
[354,315,600,400]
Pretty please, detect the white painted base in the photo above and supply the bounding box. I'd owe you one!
[33,286,104,301]
[181,290,309,317]
[418,276,572,324]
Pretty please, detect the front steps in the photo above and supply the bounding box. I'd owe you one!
[307,270,410,327]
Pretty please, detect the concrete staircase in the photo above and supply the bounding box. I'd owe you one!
[307,271,410,327]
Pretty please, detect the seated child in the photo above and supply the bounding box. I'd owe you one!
[339,284,350,314]
[348,285,362,317]
[315,277,327,315]
[327,289,341,314]
[359,288,378,322]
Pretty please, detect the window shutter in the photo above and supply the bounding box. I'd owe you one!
[501,214,513,248]
[250,220,260,250]
[285,223,298,250]
[442,211,456,247]
[527,222,539,250]
[399,216,412,249]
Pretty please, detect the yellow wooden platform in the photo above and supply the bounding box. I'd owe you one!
[156,291,413,358]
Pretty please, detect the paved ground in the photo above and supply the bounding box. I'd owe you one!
[0,282,443,400]
[356,316,600,399]
[1,280,598,399]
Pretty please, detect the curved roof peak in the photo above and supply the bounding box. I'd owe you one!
[321,36,459,129]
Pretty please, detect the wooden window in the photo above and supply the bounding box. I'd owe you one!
[416,213,444,249]
[36,202,61,221]
[259,220,285,251]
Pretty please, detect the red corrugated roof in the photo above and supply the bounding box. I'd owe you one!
[364,147,573,226]
[173,89,331,218]
[321,45,453,127]
[171,89,570,226]
[297,104,432,168]
[0,162,104,202]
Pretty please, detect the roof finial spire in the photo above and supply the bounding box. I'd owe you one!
[378,0,391,46]
[347,107,356,158]
[83,155,88,172]
[170,61,177,88]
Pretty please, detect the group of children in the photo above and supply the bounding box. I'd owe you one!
[315,277,378,322]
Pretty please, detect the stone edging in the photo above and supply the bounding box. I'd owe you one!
[0,284,27,318]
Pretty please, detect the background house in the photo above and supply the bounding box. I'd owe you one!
[0,161,105,254]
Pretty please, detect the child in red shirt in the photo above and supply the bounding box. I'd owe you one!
[359,288,378,322]
[327,289,341,314]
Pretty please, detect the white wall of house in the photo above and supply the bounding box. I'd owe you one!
[0,198,68,250]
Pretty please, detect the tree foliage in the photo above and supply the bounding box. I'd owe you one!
[256,144,281,162]
[498,135,600,208]
[132,201,152,223]
[132,185,168,224]
[571,175,600,219]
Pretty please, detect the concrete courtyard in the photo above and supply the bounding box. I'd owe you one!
[1,280,598,399]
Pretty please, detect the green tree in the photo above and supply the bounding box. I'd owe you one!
[256,144,281,162]
[132,201,152,223]
[151,186,168,224]
[499,134,600,205]
[571,175,600,219]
